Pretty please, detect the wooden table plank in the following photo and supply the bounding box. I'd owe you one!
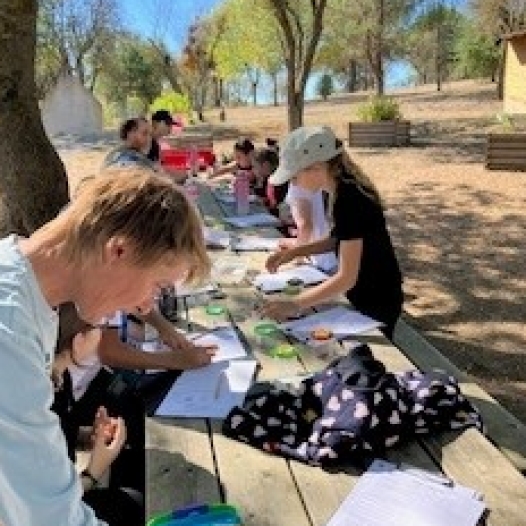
[146,419,220,518]
[394,320,526,473]
[209,421,312,526]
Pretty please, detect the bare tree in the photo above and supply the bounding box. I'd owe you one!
[37,0,120,90]
[267,0,328,130]
[0,0,69,236]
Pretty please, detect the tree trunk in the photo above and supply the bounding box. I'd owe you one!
[271,72,278,106]
[252,82,257,106]
[287,82,303,130]
[219,77,224,103]
[0,0,69,237]
[374,50,384,96]
[497,42,506,101]
[375,0,385,96]
[435,26,442,92]
[346,60,358,92]
[213,77,220,107]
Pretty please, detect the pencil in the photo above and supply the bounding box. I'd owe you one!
[214,371,225,399]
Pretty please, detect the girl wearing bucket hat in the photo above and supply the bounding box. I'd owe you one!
[259,126,403,340]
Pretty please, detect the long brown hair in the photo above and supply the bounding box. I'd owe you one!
[327,139,384,209]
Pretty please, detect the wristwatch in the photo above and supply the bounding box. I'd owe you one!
[81,469,99,489]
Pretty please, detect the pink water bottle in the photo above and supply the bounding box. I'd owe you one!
[234,170,250,215]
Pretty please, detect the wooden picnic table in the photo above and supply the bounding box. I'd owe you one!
[146,182,526,525]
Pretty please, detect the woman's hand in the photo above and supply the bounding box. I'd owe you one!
[87,407,127,480]
[259,298,300,321]
[277,238,295,250]
[265,248,296,273]
[163,331,217,369]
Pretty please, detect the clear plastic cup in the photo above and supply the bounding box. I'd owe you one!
[268,343,299,359]
[308,329,339,359]
[284,278,304,296]
[253,322,281,350]
[205,304,227,328]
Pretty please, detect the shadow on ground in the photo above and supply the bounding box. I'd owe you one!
[386,180,526,422]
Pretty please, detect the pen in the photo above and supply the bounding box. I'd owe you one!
[214,371,226,399]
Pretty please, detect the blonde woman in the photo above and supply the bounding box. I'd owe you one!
[260,126,403,340]
[0,169,210,526]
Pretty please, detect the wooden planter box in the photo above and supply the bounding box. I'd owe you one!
[348,120,410,147]
[486,133,526,171]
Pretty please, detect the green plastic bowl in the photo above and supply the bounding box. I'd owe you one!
[269,343,299,359]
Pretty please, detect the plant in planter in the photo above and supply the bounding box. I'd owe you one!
[495,112,516,132]
[349,96,409,146]
[357,96,401,122]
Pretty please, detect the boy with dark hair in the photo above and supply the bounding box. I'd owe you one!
[147,110,174,163]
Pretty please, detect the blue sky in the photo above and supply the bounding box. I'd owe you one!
[118,0,222,52]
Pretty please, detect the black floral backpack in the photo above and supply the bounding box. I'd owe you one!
[223,344,482,466]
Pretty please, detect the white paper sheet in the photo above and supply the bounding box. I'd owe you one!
[154,359,258,418]
[204,227,231,248]
[190,326,248,362]
[175,283,217,297]
[326,459,485,526]
[223,213,281,228]
[252,264,329,293]
[279,306,382,341]
[231,235,280,252]
[215,192,257,204]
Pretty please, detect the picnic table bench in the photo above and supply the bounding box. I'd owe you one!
[146,182,526,525]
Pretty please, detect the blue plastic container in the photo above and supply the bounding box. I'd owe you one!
[147,503,242,526]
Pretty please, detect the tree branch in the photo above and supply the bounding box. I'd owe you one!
[148,38,182,93]
[300,0,327,91]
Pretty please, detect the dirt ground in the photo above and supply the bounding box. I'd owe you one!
[59,80,526,424]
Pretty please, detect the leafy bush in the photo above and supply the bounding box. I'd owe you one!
[357,96,401,122]
[150,91,192,117]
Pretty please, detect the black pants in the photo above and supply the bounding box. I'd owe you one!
[352,293,403,342]
[84,487,143,526]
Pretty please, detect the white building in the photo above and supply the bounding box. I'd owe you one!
[41,73,103,136]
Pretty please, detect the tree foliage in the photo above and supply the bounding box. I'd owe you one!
[150,91,192,116]
[404,2,464,89]
[319,0,419,94]
[454,19,500,79]
[96,35,164,112]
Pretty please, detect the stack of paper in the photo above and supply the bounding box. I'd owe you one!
[223,213,281,228]
[252,264,329,293]
[155,327,257,418]
[204,227,231,248]
[326,459,486,526]
[231,235,280,252]
[279,306,382,341]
